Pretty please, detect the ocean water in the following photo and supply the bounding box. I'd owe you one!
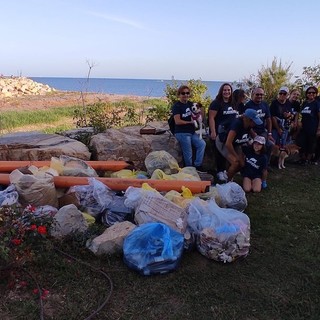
[31,77,225,98]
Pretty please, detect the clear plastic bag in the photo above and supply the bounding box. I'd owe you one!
[144,151,180,175]
[0,184,19,206]
[123,222,184,275]
[67,178,113,218]
[216,182,247,212]
[187,198,250,263]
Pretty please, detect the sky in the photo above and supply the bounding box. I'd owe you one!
[1,0,320,82]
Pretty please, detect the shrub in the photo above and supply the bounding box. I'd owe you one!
[0,204,55,268]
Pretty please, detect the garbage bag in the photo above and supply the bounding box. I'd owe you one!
[123,222,184,275]
[100,194,134,227]
[144,151,179,175]
[0,184,19,206]
[67,178,113,218]
[187,198,250,263]
[216,182,247,212]
[50,155,98,177]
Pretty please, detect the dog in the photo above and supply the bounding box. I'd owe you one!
[271,144,301,169]
[191,102,206,139]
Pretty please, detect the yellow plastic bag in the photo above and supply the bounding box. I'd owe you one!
[164,190,191,208]
[111,169,137,179]
[150,169,175,180]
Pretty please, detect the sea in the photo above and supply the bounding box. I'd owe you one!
[30,77,226,98]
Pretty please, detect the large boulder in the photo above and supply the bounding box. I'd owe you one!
[0,131,91,161]
[89,122,183,170]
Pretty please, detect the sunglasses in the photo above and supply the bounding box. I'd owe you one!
[279,92,287,95]
[255,93,264,96]
[180,92,190,95]
[307,91,316,94]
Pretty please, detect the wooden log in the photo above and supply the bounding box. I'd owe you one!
[0,174,211,193]
[0,160,132,172]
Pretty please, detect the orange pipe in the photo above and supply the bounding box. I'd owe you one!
[0,160,131,172]
[0,174,211,193]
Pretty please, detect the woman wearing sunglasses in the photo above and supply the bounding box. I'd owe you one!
[296,86,320,165]
[270,86,294,148]
[171,85,206,171]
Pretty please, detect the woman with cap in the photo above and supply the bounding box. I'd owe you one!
[215,108,262,182]
[241,135,268,193]
[270,86,294,148]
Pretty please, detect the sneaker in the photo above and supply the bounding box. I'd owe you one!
[223,170,228,181]
[261,180,267,189]
[217,171,227,182]
[195,166,207,173]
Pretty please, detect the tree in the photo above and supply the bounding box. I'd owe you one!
[164,78,211,111]
[240,57,293,104]
[294,63,320,91]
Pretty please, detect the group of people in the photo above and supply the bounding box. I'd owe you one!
[171,83,320,193]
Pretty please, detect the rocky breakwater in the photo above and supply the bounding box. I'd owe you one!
[0,76,55,98]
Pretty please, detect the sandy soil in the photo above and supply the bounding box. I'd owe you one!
[0,91,151,112]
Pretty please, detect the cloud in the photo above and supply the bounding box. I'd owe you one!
[86,11,144,29]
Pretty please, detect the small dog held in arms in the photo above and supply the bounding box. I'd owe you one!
[271,144,301,169]
[191,102,206,139]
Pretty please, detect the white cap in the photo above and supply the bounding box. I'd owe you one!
[279,86,289,94]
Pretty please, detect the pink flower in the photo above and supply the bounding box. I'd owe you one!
[37,225,47,235]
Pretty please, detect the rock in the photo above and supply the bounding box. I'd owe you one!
[0,76,55,98]
[0,132,91,161]
[89,122,214,172]
[87,221,136,255]
[89,122,182,170]
[50,204,88,238]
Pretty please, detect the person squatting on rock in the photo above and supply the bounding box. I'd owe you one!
[171,85,206,171]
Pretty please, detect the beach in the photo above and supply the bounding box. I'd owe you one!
[0,91,155,112]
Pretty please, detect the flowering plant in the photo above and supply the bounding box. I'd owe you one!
[0,204,56,268]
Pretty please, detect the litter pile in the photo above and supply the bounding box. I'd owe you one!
[0,151,250,275]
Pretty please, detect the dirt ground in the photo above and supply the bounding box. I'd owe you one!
[0,91,150,112]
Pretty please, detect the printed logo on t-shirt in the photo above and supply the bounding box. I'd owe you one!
[235,133,249,144]
[257,109,266,118]
[246,157,260,169]
[223,107,238,115]
[182,108,192,118]
[301,106,311,114]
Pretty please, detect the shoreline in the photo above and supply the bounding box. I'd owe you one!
[0,91,163,112]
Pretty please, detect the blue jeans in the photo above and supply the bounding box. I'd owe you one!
[175,132,206,167]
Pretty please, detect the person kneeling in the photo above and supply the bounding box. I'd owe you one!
[242,135,268,193]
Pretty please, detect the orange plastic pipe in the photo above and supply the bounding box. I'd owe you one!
[0,160,131,172]
[0,174,211,193]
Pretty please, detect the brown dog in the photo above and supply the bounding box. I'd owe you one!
[271,144,301,169]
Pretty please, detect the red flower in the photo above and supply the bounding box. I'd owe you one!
[29,224,37,231]
[37,225,47,235]
[11,238,22,246]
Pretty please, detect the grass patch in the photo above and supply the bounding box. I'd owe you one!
[0,164,319,319]
[0,107,76,132]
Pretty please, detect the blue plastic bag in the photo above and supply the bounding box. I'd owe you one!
[123,222,184,275]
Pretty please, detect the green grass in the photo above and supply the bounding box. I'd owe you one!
[0,98,169,134]
[0,164,319,319]
[0,107,75,130]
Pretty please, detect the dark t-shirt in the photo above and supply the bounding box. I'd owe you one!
[300,100,320,135]
[270,99,292,119]
[209,99,238,130]
[244,100,271,135]
[242,145,267,179]
[172,101,195,134]
[229,118,251,146]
